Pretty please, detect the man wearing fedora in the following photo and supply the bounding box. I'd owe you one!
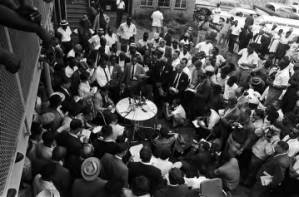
[57,20,73,53]
[72,157,107,197]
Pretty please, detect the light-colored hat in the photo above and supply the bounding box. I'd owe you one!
[81,157,101,181]
[50,92,65,102]
[129,42,137,48]
[60,20,69,26]
[204,65,215,73]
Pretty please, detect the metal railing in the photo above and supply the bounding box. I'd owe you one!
[0,1,53,196]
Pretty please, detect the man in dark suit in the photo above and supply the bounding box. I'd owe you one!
[93,125,124,159]
[122,55,147,95]
[128,147,164,193]
[250,141,291,197]
[56,75,74,112]
[51,146,71,197]
[55,119,83,157]
[100,146,129,186]
[163,28,172,47]
[155,168,197,197]
[150,58,173,103]
[165,63,189,101]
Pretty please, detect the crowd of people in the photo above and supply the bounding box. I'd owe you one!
[15,1,299,197]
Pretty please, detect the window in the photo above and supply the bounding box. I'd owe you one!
[141,0,153,6]
[158,0,170,7]
[175,0,187,8]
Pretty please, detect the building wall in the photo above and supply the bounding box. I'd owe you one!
[238,0,286,6]
[0,1,53,196]
[132,0,196,19]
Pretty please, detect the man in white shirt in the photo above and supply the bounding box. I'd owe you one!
[119,17,137,44]
[89,28,105,50]
[116,0,125,27]
[151,7,164,33]
[265,56,291,106]
[92,54,112,88]
[171,50,181,70]
[212,3,222,24]
[195,40,214,57]
[228,20,241,53]
[236,43,259,87]
[57,20,72,53]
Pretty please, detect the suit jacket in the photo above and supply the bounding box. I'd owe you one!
[56,86,74,112]
[164,33,172,46]
[128,161,164,192]
[167,71,189,94]
[123,62,145,85]
[109,64,123,88]
[257,153,291,187]
[100,153,128,186]
[55,131,82,156]
[151,61,173,87]
[154,185,197,197]
[52,162,71,197]
[93,139,122,159]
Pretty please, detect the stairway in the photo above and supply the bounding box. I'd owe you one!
[66,0,89,30]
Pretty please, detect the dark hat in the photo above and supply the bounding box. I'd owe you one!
[250,76,264,86]
[70,119,83,131]
[60,20,69,26]
[49,94,63,106]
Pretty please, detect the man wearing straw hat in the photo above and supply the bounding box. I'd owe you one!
[71,157,107,197]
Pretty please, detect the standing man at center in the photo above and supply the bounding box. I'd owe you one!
[116,0,125,28]
[151,7,164,33]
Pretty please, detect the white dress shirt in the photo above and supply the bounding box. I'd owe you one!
[89,34,101,50]
[195,41,213,56]
[57,26,72,42]
[119,22,137,40]
[116,0,125,9]
[237,48,259,69]
[151,10,164,27]
[273,65,290,87]
[94,66,113,87]
[283,135,299,157]
[105,33,118,47]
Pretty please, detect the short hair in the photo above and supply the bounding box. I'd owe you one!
[181,58,188,64]
[31,122,43,138]
[105,179,124,195]
[80,143,94,158]
[42,131,55,146]
[213,84,222,95]
[101,125,113,138]
[131,176,150,196]
[169,168,185,185]
[160,149,171,160]
[277,141,289,152]
[80,71,90,81]
[266,107,279,123]
[70,119,83,131]
[227,76,237,86]
[52,146,67,161]
[40,162,57,181]
[140,147,152,162]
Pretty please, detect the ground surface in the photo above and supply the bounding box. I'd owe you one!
[107,12,251,197]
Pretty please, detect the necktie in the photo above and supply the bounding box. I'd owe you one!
[131,64,135,79]
[160,66,165,77]
[173,73,181,89]
[103,67,109,83]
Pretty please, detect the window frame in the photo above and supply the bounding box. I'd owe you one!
[174,0,187,9]
[158,0,171,8]
[140,0,154,7]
